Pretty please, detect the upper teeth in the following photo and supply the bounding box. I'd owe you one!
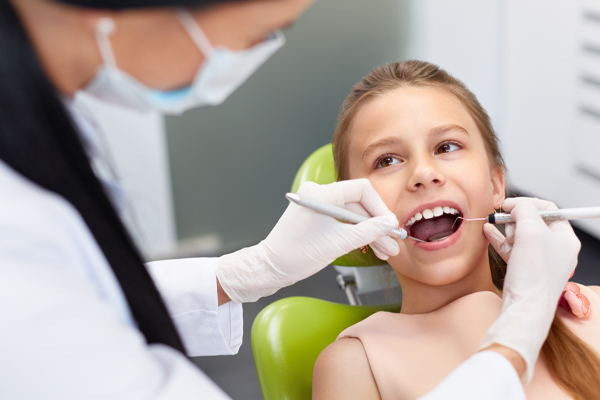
[406,206,460,226]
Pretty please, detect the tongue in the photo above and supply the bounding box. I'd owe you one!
[410,215,457,242]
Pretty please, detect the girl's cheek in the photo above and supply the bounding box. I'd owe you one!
[370,182,396,206]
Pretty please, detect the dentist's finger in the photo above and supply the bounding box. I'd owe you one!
[505,223,515,244]
[298,179,394,218]
[342,214,399,248]
[344,202,376,218]
[483,223,511,262]
[370,236,400,260]
[502,197,558,211]
[503,197,575,236]
[523,198,577,235]
[335,179,395,217]
[508,200,547,225]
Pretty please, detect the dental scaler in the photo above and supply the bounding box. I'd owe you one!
[463,206,600,224]
[285,193,413,240]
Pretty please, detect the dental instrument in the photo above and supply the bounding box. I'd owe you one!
[285,193,424,241]
[459,206,600,224]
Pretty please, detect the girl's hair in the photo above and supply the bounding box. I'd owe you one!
[332,60,600,399]
[0,0,184,352]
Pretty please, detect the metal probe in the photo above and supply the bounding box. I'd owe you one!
[285,193,428,241]
[458,206,600,224]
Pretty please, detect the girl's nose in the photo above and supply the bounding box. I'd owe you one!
[406,158,446,191]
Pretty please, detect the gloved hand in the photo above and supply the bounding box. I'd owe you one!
[479,197,581,383]
[215,179,400,303]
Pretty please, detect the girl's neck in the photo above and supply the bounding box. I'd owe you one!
[398,258,501,315]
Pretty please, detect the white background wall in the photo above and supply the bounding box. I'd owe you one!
[406,0,504,130]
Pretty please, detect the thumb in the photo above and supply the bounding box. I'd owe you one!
[371,236,400,260]
[483,223,511,262]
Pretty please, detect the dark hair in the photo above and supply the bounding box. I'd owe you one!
[0,0,184,352]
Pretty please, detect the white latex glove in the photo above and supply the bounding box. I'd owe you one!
[215,179,400,303]
[479,197,581,383]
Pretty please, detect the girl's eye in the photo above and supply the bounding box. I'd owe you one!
[436,142,461,155]
[375,155,402,169]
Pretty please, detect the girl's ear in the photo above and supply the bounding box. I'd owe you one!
[491,167,505,209]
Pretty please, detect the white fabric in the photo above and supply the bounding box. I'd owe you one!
[479,197,580,383]
[66,96,129,213]
[216,180,400,303]
[419,352,526,400]
[0,153,241,397]
[147,258,243,356]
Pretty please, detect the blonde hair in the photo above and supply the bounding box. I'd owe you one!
[332,60,600,399]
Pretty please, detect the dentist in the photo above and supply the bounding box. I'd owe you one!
[0,1,400,399]
[0,0,579,399]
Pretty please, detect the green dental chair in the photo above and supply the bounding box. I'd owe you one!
[251,144,402,400]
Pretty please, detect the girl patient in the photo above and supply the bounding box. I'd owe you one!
[312,61,600,400]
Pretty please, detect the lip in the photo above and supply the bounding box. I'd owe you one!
[402,199,465,251]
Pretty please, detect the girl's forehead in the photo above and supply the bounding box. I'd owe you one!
[349,86,479,149]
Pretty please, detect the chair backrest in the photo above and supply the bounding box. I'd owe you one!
[251,297,401,400]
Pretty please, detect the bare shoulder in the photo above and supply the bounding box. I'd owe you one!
[312,338,381,400]
[586,285,600,298]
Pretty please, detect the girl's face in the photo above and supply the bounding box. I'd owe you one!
[347,87,505,289]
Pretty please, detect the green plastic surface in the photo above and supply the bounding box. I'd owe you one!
[251,297,401,400]
[291,144,337,192]
[291,144,386,267]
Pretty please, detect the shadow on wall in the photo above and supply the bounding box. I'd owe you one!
[165,0,412,253]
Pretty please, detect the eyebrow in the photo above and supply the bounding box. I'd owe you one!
[430,124,469,138]
[362,137,401,160]
[361,124,469,160]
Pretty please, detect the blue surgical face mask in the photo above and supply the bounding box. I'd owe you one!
[83,10,285,115]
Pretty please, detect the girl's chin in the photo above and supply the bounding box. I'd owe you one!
[412,265,476,286]
[391,251,491,287]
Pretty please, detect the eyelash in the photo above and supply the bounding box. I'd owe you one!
[435,140,463,155]
[374,154,402,169]
[373,141,463,169]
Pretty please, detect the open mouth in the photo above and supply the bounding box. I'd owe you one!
[406,206,463,242]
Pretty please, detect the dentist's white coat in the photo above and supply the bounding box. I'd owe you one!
[0,154,244,399]
[0,104,525,399]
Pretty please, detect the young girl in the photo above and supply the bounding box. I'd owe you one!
[312,60,600,400]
